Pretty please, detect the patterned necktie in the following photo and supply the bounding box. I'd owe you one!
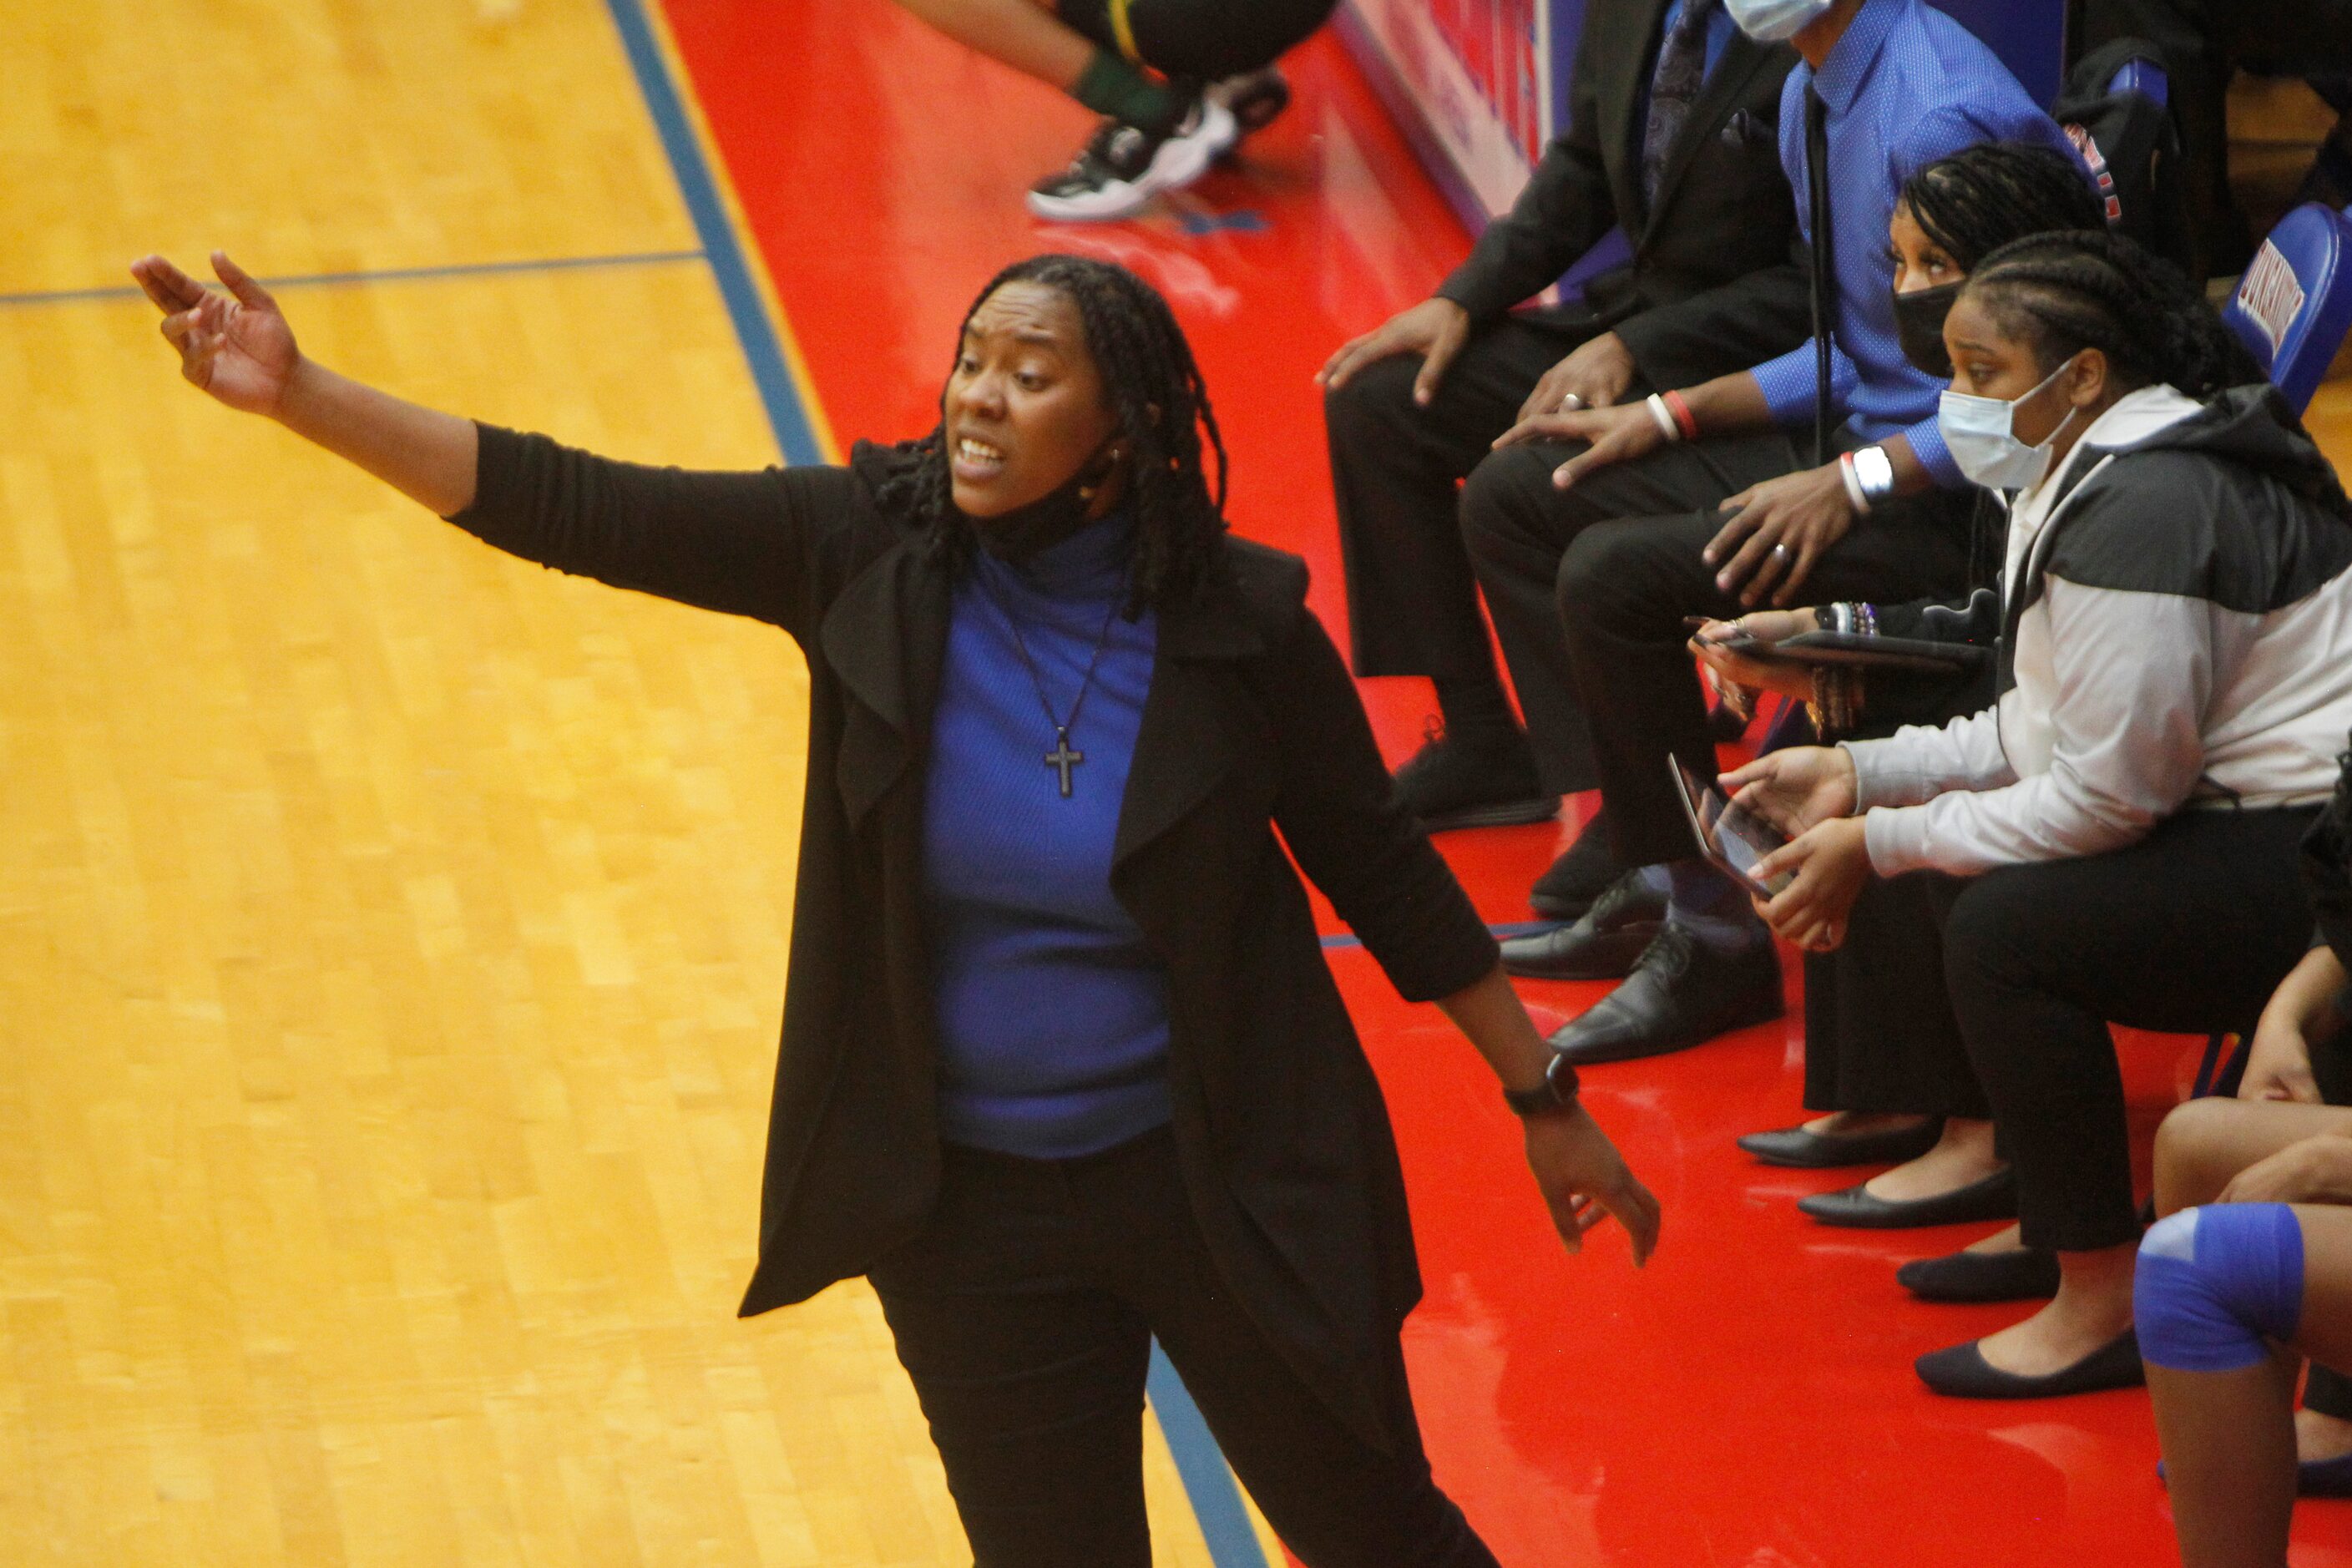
[1642,0,1717,210]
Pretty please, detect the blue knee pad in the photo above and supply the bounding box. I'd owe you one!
[2136,1203,2307,1373]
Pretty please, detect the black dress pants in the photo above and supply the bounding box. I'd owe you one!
[865,1127,1498,1568]
[1460,429,1971,849]
[1802,870,1988,1118]
[1802,662,1997,1120]
[1324,314,1623,696]
[1931,807,2320,1254]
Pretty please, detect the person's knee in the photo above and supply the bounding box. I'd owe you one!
[2154,1098,2258,1211]
[2136,1203,2307,1372]
[1555,519,1683,642]
[1459,445,1563,564]
[1323,353,1424,451]
[1941,874,2046,994]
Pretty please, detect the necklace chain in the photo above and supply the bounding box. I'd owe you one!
[974,566,1125,798]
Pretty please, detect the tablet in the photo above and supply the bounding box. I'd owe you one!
[1670,758,1792,899]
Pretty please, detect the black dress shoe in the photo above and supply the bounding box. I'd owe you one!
[1529,816,1624,919]
[1797,1166,2016,1229]
[1897,1247,2061,1303]
[1737,1117,1943,1169]
[1915,1328,2144,1399]
[1500,872,1666,980]
[1547,924,1783,1065]
[1391,719,1556,831]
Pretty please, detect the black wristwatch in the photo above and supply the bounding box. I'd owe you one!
[1502,1053,1581,1117]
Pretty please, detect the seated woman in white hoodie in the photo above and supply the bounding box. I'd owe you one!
[1724,229,2352,1399]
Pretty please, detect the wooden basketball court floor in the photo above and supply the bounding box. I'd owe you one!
[5,1,2352,1564]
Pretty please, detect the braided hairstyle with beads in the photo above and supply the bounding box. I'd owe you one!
[1957,228,2263,398]
[866,254,1229,615]
[1899,142,2108,273]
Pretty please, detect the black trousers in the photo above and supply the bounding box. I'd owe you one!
[1802,870,1989,1118]
[1460,429,1971,848]
[1930,807,2320,1253]
[1324,315,1625,690]
[1801,664,1997,1120]
[1055,0,1338,78]
[865,1128,1498,1568]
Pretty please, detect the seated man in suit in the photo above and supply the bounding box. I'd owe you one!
[1459,0,2081,1065]
[1318,0,1809,833]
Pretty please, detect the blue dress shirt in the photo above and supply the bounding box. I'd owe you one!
[1748,0,2077,486]
[923,512,1174,1160]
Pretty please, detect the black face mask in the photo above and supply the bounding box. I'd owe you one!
[1894,281,1962,377]
[960,443,1118,563]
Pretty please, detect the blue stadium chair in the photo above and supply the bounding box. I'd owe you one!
[2104,54,2168,108]
[2223,202,2352,413]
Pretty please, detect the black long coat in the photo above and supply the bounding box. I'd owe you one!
[1435,0,1809,392]
[451,427,1503,1449]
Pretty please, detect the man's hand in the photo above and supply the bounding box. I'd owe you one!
[1317,298,1473,405]
[1705,463,1859,607]
[1517,331,1639,422]
[1719,744,1858,837]
[1522,1105,1661,1264]
[1490,400,1668,490]
[2219,1135,2352,1206]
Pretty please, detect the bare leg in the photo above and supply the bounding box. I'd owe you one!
[2149,1353,2300,1568]
[1863,1116,2000,1202]
[2156,1206,2352,1568]
[2153,1099,2352,1216]
[1975,1243,2137,1376]
[2152,1100,2352,1470]
[895,0,1094,90]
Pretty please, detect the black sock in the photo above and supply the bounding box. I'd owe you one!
[1433,672,1518,741]
[1072,50,1185,134]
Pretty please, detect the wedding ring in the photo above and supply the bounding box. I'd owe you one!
[1772,544,1791,560]
[1557,392,1583,411]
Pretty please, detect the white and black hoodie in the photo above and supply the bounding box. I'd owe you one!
[1846,382,2352,877]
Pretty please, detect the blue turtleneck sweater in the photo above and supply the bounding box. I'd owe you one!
[923,513,1173,1159]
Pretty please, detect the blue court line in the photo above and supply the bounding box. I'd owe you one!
[1147,1345,1272,1568]
[600,0,826,467]
[0,250,706,310]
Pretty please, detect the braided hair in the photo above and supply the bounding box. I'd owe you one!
[1958,228,2262,397]
[867,254,1229,615]
[1898,142,2107,273]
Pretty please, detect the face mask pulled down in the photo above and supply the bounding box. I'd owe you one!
[1937,357,2085,492]
[1725,0,1834,43]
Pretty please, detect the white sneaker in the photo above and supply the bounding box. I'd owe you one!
[1026,99,1240,222]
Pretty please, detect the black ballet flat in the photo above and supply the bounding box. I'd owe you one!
[1914,1328,2145,1399]
[1797,1167,2016,1229]
[1737,1117,1944,1169]
[1897,1246,2061,1303]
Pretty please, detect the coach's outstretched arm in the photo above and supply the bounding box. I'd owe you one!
[133,251,478,517]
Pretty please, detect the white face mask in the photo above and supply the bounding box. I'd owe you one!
[1724,0,1835,43]
[1937,357,2086,492]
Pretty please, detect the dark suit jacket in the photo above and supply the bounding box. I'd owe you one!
[448,427,1505,1452]
[1437,0,1811,389]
